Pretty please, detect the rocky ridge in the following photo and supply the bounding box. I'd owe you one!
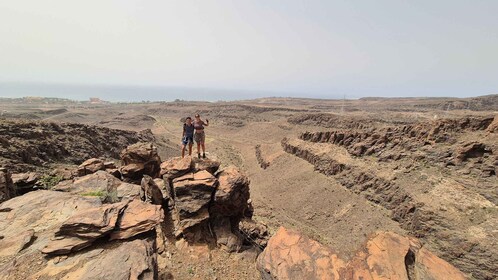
[282,116,498,279]
[0,119,154,172]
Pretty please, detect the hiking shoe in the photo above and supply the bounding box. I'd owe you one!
[202,153,206,159]
[198,153,201,159]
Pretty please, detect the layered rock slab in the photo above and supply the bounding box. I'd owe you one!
[119,142,161,182]
[257,227,467,280]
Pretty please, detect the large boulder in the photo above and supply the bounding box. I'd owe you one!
[344,232,467,280]
[0,190,101,259]
[42,201,129,255]
[160,156,193,179]
[209,166,251,252]
[257,227,346,280]
[110,199,164,240]
[42,199,163,255]
[77,158,105,176]
[53,171,121,202]
[0,168,15,203]
[211,166,251,218]
[120,142,161,182]
[171,170,218,238]
[257,227,467,280]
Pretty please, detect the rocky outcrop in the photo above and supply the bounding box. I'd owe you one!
[344,232,467,280]
[120,142,161,183]
[53,171,122,202]
[159,156,256,252]
[255,144,270,169]
[0,119,154,172]
[0,168,14,203]
[42,199,163,255]
[77,158,105,176]
[258,227,466,280]
[171,170,218,239]
[282,138,498,279]
[160,156,193,179]
[454,142,492,163]
[486,115,498,133]
[299,116,495,159]
[257,227,346,280]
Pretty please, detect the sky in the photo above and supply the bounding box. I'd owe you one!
[0,0,497,100]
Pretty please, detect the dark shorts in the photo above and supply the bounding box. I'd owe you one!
[182,135,194,145]
[194,131,205,143]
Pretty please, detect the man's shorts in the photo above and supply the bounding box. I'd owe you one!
[182,135,194,145]
[194,131,205,143]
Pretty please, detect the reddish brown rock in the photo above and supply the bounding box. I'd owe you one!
[110,199,163,240]
[77,158,105,176]
[43,202,128,255]
[257,227,346,280]
[344,232,467,280]
[209,166,251,252]
[120,142,161,182]
[211,166,250,218]
[454,142,491,163]
[52,171,121,202]
[159,156,193,178]
[172,170,217,236]
[258,228,467,280]
[34,239,158,280]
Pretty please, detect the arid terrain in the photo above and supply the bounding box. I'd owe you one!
[0,95,497,280]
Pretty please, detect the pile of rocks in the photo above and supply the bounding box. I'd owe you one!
[160,155,254,252]
[0,142,264,279]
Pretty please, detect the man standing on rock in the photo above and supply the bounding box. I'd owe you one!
[193,114,209,158]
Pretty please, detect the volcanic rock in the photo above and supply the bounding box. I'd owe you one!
[53,171,121,202]
[172,170,217,237]
[344,232,467,280]
[257,227,467,280]
[77,158,105,176]
[257,227,346,280]
[160,156,193,179]
[110,199,164,240]
[119,142,161,182]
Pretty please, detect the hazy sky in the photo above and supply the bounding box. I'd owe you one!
[1,0,497,98]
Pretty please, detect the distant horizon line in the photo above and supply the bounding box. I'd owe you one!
[0,81,496,102]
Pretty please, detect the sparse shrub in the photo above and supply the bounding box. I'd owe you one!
[38,174,64,189]
[81,190,119,203]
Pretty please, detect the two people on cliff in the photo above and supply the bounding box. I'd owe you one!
[182,114,209,159]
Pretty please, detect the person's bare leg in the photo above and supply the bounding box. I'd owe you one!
[188,143,193,156]
[201,142,206,153]
[181,145,186,158]
[197,142,201,157]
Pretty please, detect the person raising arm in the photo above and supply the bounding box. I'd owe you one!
[193,114,209,159]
